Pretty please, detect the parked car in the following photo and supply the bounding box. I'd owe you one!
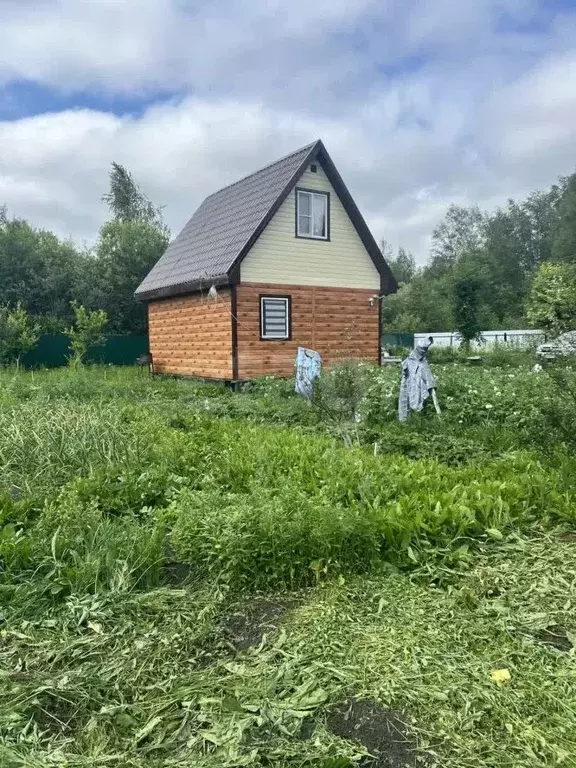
[536,331,576,359]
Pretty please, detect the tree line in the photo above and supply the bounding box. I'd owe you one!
[382,170,576,341]
[0,163,169,337]
[2,162,575,346]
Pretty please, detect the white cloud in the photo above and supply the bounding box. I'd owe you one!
[0,0,174,93]
[0,0,378,99]
[0,0,576,263]
[480,50,576,183]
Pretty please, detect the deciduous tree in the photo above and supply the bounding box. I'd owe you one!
[552,172,576,263]
[91,220,169,334]
[526,262,576,335]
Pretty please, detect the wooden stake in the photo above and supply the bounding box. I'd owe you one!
[431,388,441,416]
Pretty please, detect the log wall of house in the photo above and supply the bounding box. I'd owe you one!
[148,290,232,378]
[236,282,379,379]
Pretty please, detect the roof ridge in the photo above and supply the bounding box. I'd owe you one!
[135,137,397,303]
[203,140,320,201]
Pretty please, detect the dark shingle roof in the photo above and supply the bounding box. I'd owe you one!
[135,139,397,300]
[135,141,319,300]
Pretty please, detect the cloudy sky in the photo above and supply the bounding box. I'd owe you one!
[1,0,575,263]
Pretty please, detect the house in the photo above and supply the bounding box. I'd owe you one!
[135,140,397,380]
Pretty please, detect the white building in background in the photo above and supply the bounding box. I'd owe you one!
[414,329,546,349]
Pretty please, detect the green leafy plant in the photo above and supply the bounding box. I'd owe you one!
[312,360,367,445]
[537,365,576,450]
[526,261,576,335]
[0,303,40,368]
[67,301,108,368]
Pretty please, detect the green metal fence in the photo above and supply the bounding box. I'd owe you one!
[381,332,414,349]
[21,334,149,369]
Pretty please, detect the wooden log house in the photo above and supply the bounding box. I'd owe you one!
[135,140,397,380]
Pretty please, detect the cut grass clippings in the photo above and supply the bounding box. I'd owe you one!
[1,533,575,766]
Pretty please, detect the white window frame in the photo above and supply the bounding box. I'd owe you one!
[260,296,290,340]
[296,189,329,240]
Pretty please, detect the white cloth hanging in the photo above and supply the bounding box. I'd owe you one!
[398,339,436,421]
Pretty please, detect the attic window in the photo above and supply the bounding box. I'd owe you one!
[310,164,317,173]
[296,189,329,240]
[260,296,291,340]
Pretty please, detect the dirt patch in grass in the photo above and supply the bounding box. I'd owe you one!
[535,625,574,652]
[220,596,300,651]
[328,698,421,768]
[162,561,196,586]
[299,717,316,741]
[31,693,87,735]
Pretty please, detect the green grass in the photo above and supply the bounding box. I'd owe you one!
[2,533,575,767]
[0,364,575,767]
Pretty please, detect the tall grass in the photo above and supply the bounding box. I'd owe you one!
[0,364,192,405]
[0,402,156,497]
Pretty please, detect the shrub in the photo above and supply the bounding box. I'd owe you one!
[67,301,108,368]
[0,303,39,367]
[312,360,369,444]
[427,346,460,364]
[477,344,534,368]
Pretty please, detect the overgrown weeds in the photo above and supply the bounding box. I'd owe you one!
[1,364,576,767]
[3,410,574,594]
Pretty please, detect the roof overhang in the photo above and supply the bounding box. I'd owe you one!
[135,273,230,302]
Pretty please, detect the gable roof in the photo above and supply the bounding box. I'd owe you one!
[135,140,397,301]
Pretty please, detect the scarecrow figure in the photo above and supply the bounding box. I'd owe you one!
[398,337,440,421]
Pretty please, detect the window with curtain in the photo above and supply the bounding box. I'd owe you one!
[296,190,328,239]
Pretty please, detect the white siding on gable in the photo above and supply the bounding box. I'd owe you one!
[240,164,380,289]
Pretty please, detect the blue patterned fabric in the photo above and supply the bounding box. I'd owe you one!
[295,347,322,398]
